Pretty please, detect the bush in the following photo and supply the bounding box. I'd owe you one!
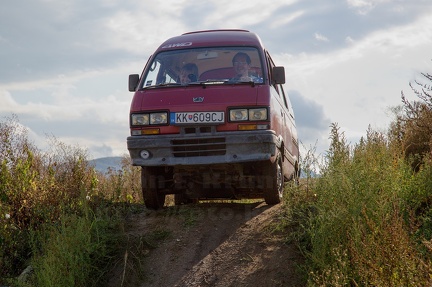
[30,208,121,287]
[397,71,432,169]
[295,123,432,286]
[94,157,141,203]
[0,115,133,285]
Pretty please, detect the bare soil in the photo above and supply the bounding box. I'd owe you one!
[108,201,304,287]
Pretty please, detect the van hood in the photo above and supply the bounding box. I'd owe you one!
[130,85,268,112]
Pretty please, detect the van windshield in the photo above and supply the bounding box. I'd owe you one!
[140,47,264,88]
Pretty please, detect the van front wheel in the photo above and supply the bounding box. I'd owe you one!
[142,167,166,210]
[263,156,284,205]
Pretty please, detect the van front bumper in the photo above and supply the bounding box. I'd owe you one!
[127,130,281,166]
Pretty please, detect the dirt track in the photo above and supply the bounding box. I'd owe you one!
[108,201,304,287]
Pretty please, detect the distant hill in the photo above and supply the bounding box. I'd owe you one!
[88,156,123,173]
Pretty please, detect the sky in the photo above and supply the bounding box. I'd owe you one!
[1,0,432,160]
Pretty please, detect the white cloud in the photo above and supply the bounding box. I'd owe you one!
[345,36,355,44]
[0,90,55,120]
[0,90,17,110]
[346,0,391,14]
[270,10,305,29]
[347,0,372,8]
[103,10,186,55]
[284,13,432,77]
[315,32,329,42]
[201,0,298,28]
[1,67,130,124]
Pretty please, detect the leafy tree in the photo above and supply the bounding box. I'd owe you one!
[394,71,432,169]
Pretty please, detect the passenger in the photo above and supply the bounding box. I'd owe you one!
[231,52,262,83]
[179,63,199,84]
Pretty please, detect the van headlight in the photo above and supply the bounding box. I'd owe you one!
[131,114,150,125]
[249,108,267,121]
[229,107,268,122]
[131,112,168,126]
[229,109,248,121]
[150,112,168,125]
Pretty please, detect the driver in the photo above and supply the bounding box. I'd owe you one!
[231,52,262,83]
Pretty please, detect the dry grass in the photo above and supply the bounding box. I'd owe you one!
[287,124,432,286]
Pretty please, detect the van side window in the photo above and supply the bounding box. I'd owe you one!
[143,60,177,86]
[279,84,289,109]
[280,84,296,119]
[266,52,279,94]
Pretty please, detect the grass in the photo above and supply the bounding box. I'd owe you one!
[0,115,138,286]
[30,212,116,287]
[283,124,432,286]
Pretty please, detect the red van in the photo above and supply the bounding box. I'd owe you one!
[127,29,299,209]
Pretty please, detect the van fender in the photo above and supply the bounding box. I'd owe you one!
[278,137,298,179]
[271,135,283,163]
[276,135,295,166]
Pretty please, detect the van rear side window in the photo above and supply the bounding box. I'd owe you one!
[140,47,264,89]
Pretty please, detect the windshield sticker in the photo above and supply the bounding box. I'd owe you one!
[145,80,153,86]
[161,42,192,49]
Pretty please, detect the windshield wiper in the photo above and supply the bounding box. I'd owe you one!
[224,79,256,87]
[157,83,182,87]
[186,79,227,88]
[188,79,226,85]
[138,83,182,90]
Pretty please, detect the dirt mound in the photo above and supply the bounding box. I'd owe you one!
[109,202,304,287]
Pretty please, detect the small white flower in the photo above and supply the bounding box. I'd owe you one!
[86,195,91,201]
[5,213,10,219]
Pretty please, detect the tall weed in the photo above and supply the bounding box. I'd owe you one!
[95,156,141,203]
[0,115,132,285]
[31,208,120,287]
[299,123,432,286]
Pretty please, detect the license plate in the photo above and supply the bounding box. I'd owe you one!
[170,111,224,124]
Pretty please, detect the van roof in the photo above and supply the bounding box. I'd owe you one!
[157,29,264,51]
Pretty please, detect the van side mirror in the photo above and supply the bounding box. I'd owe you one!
[129,74,140,91]
[272,66,285,84]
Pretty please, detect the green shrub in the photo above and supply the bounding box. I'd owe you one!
[31,208,120,287]
[399,71,432,170]
[295,123,432,286]
[95,156,141,203]
[0,115,133,285]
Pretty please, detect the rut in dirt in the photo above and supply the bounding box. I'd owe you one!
[109,202,304,287]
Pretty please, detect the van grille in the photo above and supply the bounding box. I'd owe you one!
[172,137,226,157]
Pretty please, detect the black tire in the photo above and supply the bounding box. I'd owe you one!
[263,155,284,205]
[142,167,166,210]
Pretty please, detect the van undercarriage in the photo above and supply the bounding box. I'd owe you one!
[140,158,286,209]
[147,162,279,196]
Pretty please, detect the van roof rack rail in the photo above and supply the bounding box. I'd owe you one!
[182,29,249,35]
